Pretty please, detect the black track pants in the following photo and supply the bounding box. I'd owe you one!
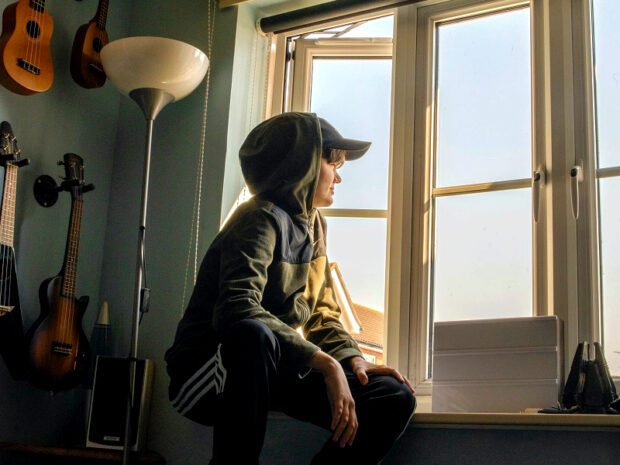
[207,319,416,465]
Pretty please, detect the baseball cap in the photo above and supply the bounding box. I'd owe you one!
[319,117,371,161]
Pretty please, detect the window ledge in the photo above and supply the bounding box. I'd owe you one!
[412,395,619,428]
[412,412,620,428]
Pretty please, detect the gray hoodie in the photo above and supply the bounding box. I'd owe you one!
[165,113,362,383]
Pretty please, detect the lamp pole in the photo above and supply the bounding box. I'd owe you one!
[122,88,174,465]
[100,36,208,465]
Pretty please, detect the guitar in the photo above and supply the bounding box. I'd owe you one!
[0,121,28,380]
[0,0,54,95]
[27,153,93,391]
[70,0,109,89]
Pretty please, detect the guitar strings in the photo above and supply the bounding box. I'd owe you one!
[24,0,35,74]
[33,0,44,75]
[31,0,42,73]
[67,190,83,351]
[27,0,40,75]
[5,166,14,312]
[62,190,80,346]
[69,192,83,349]
[59,184,73,346]
[0,165,9,311]
[1,165,16,313]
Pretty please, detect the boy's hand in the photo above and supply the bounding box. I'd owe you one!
[347,356,415,394]
[309,351,358,447]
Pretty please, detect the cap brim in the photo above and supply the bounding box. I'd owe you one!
[327,137,372,161]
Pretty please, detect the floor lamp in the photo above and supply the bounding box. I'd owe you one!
[100,36,208,464]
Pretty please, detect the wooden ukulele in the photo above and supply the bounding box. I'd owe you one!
[0,0,54,95]
[27,153,94,391]
[0,121,29,380]
[70,0,109,89]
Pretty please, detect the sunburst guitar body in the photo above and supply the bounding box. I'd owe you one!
[27,276,90,391]
[26,154,94,392]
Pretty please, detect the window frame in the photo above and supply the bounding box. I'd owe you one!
[290,37,393,226]
[270,23,396,355]
[267,0,617,396]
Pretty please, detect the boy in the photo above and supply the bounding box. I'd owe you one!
[166,112,415,465]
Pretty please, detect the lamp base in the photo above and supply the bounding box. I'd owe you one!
[129,88,175,120]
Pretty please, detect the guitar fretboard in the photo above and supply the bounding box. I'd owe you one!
[96,0,109,30]
[62,197,83,298]
[0,165,17,248]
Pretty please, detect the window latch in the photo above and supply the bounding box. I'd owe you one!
[532,166,545,222]
[570,164,584,220]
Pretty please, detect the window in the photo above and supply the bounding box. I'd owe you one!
[428,6,533,377]
[268,0,620,396]
[592,0,620,375]
[272,15,394,363]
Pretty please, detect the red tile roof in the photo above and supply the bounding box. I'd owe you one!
[352,303,384,348]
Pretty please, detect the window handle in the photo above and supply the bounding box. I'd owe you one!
[570,164,584,220]
[532,166,545,222]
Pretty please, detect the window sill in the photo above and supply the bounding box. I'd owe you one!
[412,396,620,428]
[412,411,620,428]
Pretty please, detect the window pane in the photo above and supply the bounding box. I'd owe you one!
[432,189,532,323]
[592,0,620,168]
[598,178,620,376]
[339,15,394,38]
[592,0,620,375]
[325,217,387,313]
[435,8,531,187]
[310,58,392,210]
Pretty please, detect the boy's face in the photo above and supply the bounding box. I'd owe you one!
[313,157,343,208]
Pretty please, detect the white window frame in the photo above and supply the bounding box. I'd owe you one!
[290,38,393,229]
[268,0,616,396]
[391,0,606,392]
[269,19,395,339]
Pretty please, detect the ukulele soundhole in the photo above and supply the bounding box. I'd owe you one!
[26,20,41,39]
[92,38,103,53]
[51,341,73,356]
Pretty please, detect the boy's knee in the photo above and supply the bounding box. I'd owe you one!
[374,377,416,422]
[392,379,416,419]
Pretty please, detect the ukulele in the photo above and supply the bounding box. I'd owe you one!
[0,0,54,95]
[27,153,94,391]
[0,121,29,380]
[70,0,109,89]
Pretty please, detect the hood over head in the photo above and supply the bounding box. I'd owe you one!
[239,112,372,218]
[239,112,322,218]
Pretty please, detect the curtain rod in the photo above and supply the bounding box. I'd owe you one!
[258,0,424,34]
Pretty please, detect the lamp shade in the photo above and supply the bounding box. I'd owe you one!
[101,36,209,101]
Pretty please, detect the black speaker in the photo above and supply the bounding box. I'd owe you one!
[86,356,154,451]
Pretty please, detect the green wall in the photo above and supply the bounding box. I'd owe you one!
[0,0,131,445]
[0,0,264,459]
[97,1,265,464]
